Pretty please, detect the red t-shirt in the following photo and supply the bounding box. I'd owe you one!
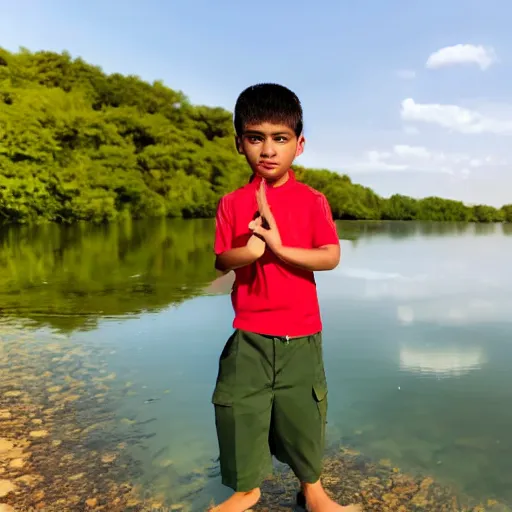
[214,170,339,337]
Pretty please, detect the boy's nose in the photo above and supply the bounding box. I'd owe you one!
[261,141,276,157]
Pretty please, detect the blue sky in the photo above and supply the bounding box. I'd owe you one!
[2,0,512,206]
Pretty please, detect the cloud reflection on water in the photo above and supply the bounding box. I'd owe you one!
[399,344,487,377]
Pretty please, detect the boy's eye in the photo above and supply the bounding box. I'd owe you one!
[244,135,288,143]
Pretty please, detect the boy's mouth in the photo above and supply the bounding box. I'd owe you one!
[258,162,279,170]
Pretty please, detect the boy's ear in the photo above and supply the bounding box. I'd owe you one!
[235,135,244,154]
[295,133,306,158]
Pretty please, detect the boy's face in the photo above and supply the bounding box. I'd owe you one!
[236,122,305,184]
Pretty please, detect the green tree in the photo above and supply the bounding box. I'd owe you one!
[500,204,512,223]
[472,205,504,223]
[0,47,508,224]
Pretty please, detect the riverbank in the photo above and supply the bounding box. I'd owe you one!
[0,320,167,511]
[248,446,511,512]
[2,319,511,512]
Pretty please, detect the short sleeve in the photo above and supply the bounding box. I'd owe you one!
[214,195,233,255]
[312,194,339,248]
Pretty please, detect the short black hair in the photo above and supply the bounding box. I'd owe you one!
[234,83,303,137]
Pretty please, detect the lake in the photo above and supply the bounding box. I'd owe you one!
[1,218,512,510]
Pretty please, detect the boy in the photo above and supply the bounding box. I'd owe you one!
[211,83,361,512]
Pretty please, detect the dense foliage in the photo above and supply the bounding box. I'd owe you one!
[1,47,510,224]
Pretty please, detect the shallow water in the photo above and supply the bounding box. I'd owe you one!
[2,219,512,510]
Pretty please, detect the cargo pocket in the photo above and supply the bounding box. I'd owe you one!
[313,381,328,421]
[310,333,328,424]
[211,330,240,406]
[313,380,328,451]
[212,389,233,407]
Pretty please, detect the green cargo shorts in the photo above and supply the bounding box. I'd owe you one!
[211,329,328,491]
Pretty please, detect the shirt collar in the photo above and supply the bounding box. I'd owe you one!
[250,169,296,190]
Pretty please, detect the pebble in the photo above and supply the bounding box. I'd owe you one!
[4,448,25,459]
[0,479,16,498]
[9,458,25,469]
[0,439,14,453]
[3,391,23,398]
[85,498,98,507]
[32,490,45,501]
[0,410,11,420]
[101,453,117,463]
[29,430,49,438]
[16,474,39,487]
[68,473,85,481]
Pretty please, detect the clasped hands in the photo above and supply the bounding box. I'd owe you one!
[247,180,282,259]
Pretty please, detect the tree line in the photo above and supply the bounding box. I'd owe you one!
[1,47,511,224]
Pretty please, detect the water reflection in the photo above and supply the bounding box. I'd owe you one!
[397,299,512,325]
[399,344,486,377]
[337,220,507,241]
[0,218,218,331]
[1,219,510,333]
[2,219,512,507]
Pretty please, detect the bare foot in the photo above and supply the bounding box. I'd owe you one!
[209,488,261,512]
[302,481,363,512]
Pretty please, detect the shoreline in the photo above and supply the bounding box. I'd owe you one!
[1,218,511,230]
[0,320,163,512]
[1,320,510,512]
[250,446,510,512]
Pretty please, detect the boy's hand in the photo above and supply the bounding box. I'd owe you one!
[251,181,282,252]
[247,234,266,258]
[247,216,266,258]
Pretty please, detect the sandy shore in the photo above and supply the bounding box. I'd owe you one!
[249,446,511,512]
[0,320,169,511]
[1,319,510,512]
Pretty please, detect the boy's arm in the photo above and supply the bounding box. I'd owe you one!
[214,195,265,273]
[276,194,340,271]
[252,185,340,272]
[273,244,340,272]
[215,235,265,272]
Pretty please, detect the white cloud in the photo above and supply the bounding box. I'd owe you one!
[393,144,430,159]
[401,98,512,135]
[344,144,502,175]
[426,44,497,70]
[396,69,416,80]
[403,126,420,135]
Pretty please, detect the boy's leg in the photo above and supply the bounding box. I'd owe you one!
[270,333,327,484]
[211,330,274,506]
[271,333,362,511]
